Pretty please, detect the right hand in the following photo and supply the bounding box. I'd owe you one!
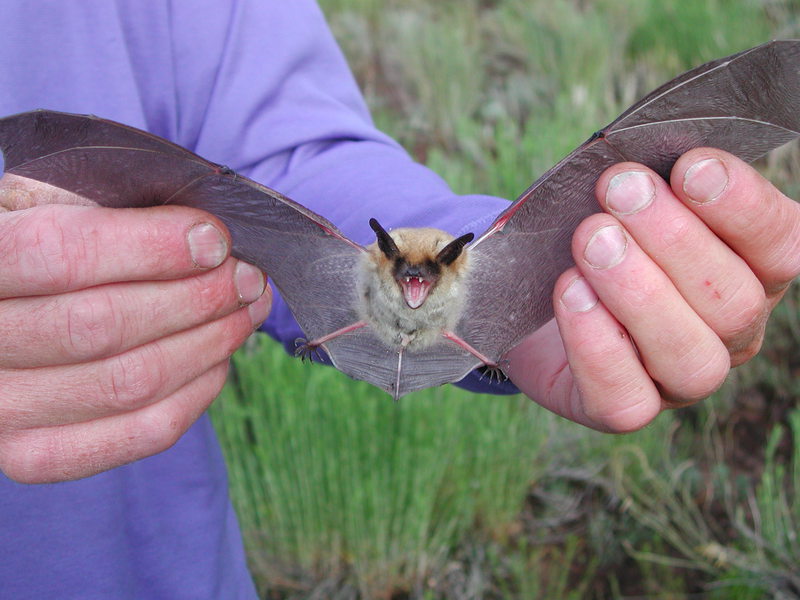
[0,177,271,483]
[506,149,800,432]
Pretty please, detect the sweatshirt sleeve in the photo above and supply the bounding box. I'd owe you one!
[163,1,509,242]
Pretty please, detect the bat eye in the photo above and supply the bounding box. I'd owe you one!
[369,217,400,259]
[437,232,474,266]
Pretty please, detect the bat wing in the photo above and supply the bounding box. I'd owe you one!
[0,110,410,393]
[3,39,799,400]
[0,110,485,397]
[457,39,800,366]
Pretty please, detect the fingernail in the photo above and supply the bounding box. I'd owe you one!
[235,261,266,304]
[683,158,728,204]
[188,223,228,268]
[605,171,655,215]
[584,225,627,269]
[561,277,598,312]
[248,290,271,328]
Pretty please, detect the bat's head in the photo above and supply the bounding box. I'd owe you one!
[368,218,473,310]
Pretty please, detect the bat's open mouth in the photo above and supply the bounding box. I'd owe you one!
[401,276,431,309]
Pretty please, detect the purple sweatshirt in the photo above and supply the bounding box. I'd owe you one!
[0,2,514,598]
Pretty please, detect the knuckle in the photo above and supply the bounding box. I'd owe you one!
[131,385,208,454]
[102,346,169,411]
[130,374,223,454]
[134,409,186,454]
[223,309,257,354]
[207,360,231,398]
[6,207,99,292]
[754,198,800,288]
[762,238,800,290]
[62,291,124,360]
[570,344,662,433]
[657,212,695,251]
[669,349,730,404]
[768,263,800,293]
[730,334,765,367]
[188,267,235,318]
[718,280,767,341]
[202,307,257,361]
[585,391,661,434]
[731,184,800,289]
[127,212,192,276]
[622,276,671,313]
[25,209,85,290]
[134,364,229,453]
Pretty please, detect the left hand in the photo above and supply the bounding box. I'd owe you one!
[506,148,800,431]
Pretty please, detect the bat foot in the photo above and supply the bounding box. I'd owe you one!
[294,338,322,363]
[478,360,509,383]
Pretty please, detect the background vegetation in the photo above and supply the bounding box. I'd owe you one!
[210,1,800,597]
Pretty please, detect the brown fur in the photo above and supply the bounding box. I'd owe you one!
[367,227,469,280]
[358,227,471,349]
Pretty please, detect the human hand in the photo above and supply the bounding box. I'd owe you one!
[0,177,271,482]
[506,148,800,431]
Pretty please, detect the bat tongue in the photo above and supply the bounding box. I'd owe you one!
[402,277,431,309]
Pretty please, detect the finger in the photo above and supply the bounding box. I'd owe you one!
[0,360,230,483]
[0,203,232,298]
[505,315,660,432]
[671,148,800,297]
[526,270,663,432]
[597,164,768,358]
[572,214,731,404]
[504,319,575,417]
[0,257,267,368]
[0,173,96,211]
[0,291,270,430]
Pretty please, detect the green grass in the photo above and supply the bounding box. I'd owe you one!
[214,337,553,597]
[210,1,800,597]
[610,406,800,598]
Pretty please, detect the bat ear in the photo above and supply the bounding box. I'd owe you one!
[369,217,400,259]
[437,232,474,266]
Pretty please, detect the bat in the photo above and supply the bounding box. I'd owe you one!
[1,40,799,400]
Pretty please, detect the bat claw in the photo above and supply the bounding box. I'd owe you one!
[294,338,322,363]
[478,360,509,383]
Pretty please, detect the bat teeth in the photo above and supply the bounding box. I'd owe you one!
[400,275,431,309]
